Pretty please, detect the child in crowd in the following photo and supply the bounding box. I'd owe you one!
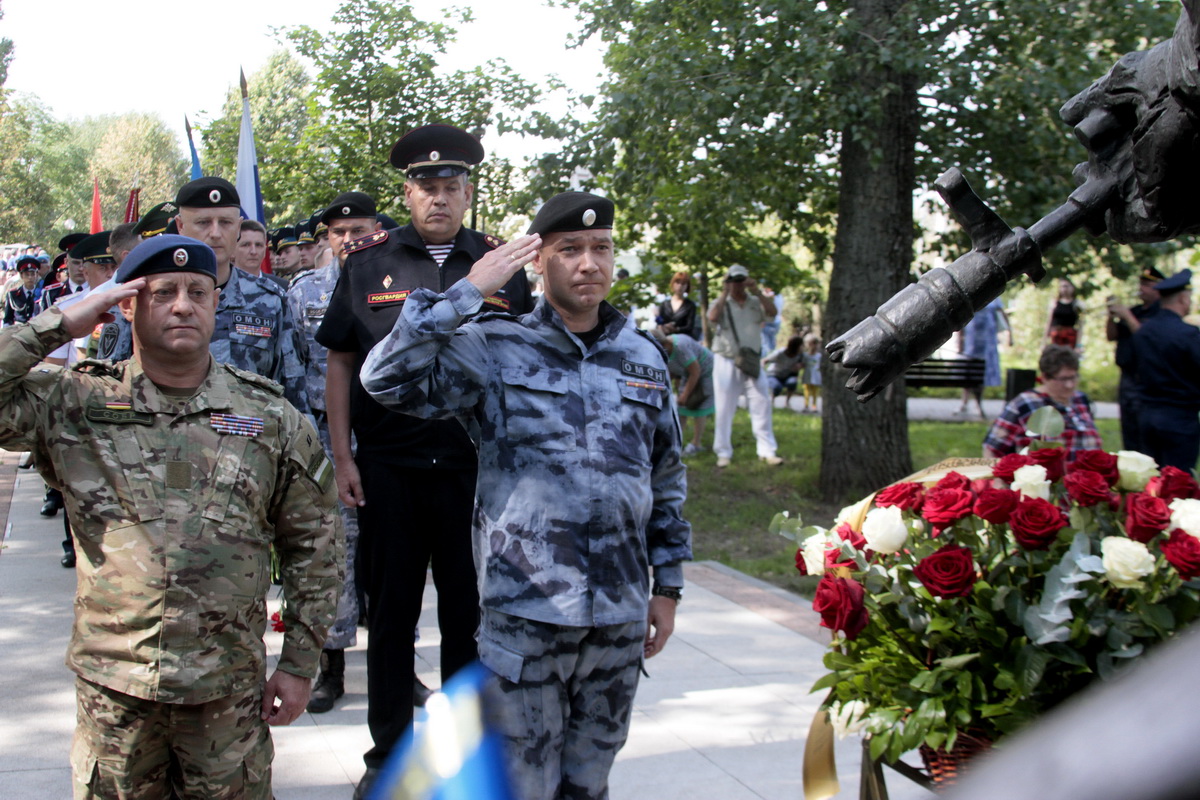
[763,335,804,406]
[800,333,822,413]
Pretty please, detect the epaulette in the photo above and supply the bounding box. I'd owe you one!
[344,229,389,257]
[632,326,670,363]
[289,268,319,289]
[254,274,288,298]
[71,358,123,378]
[483,233,506,250]
[221,362,285,396]
[474,310,521,325]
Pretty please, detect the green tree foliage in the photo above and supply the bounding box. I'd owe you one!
[279,0,549,224]
[0,96,61,242]
[198,51,316,226]
[90,114,188,225]
[0,1,14,90]
[543,0,1179,498]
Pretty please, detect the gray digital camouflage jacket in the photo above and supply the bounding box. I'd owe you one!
[361,278,691,627]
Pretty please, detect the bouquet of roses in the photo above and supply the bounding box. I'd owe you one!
[773,448,1200,766]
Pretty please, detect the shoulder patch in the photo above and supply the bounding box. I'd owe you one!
[344,229,389,257]
[71,358,122,378]
[220,362,285,396]
[483,233,506,250]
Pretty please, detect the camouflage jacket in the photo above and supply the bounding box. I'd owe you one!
[0,308,343,704]
[212,266,311,414]
[287,262,338,413]
[361,279,691,627]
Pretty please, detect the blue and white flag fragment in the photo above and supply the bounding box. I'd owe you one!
[369,663,516,800]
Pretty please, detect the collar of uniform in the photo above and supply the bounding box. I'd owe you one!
[530,297,626,342]
[396,222,492,259]
[126,357,233,414]
[217,266,249,310]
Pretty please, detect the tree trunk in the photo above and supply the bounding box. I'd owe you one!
[819,0,918,501]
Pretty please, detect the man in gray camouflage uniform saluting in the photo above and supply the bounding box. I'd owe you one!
[0,235,343,799]
[361,191,691,800]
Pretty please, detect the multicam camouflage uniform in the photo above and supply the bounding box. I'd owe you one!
[288,263,359,649]
[211,266,311,414]
[0,308,343,799]
[361,279,691,799]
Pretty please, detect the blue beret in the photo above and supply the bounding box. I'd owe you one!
[527,192,614,236]
[1154,268,1193,296]
[175,177,240,209]
[114,235,217,284]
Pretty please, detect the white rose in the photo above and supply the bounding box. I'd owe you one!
[1169,498,1200,539]
[1012,464,1050,501]
[829,700,868,740]
[800,531,831,576]
[1100,537,1155,589]
[1117,451,1159,492]
[861,506,908,555]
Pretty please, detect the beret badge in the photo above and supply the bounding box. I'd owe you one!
[173,248,189,266]
[209,189,221,204]
[582,209,597,227]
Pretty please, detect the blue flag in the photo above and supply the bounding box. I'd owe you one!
[369,663,516,800]
[184,116,202,180]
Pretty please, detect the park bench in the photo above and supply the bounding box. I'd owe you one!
[904,356,985,404]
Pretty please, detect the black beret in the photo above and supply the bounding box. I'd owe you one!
[389,124,483,178]
[58,233,87,252]
[274,226,298,251]
[527,192,615,236]
[114,235,217,284]
[1155,268,1193,296]
[175,177,240,209]
[16,255,41,272]
[133,201,179,238]
[73,231,116,265]
[322,191,378,224]
[377,212,400,230]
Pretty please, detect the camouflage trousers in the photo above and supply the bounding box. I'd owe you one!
[478,609,646,800]
[316,414,360,650]
[71,677,272,800]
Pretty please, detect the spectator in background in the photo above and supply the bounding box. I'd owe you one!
[959,296,1011,418]
[3,257,41,326]
[656,271,701,339]
[653,327,715,457]
[1106,266,1164,453]
[800,332,823,414]
[1046,277,1085,350]
[983,345,1101,462]
[763,334,803,406]
[761,283,784,354]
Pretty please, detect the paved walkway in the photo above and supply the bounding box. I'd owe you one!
[0,455,938,799]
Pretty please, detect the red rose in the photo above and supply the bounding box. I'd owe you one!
[813,575,870,639]
[1067,450,1120,486]
[794,546,808,576]
[974,487,1020,524]
[270,610,286,633]
[934,471,972,491]
[1063,469,1116,507]
[1124,492,1172,543]
[1009,496,1069,550]
[992,454,1035,483]
[922,487,976,528]
[913,544,978,598]
[875,482,925,511]
[1160,529,1200,579]
[1029,447,1066,482]
[828,522,871,567]
[836,522,868,551]
[1146,466,1200,502]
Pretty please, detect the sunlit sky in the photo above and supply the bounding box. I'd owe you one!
[1,0,605,163]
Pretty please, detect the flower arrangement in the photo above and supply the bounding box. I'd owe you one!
[774,449,1200,767]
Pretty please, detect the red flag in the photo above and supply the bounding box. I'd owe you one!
[90,178,102,233]
[123,187,141,224]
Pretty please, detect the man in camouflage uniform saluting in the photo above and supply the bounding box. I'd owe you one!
[361,192,691,799]
[0,235,342,799]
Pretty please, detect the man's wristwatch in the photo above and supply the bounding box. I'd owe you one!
[652,584,682,603]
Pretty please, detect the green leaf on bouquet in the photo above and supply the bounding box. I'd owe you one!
[1026,406,1065,440]
[768,511,804,540]
[937,652,982,670]
[1016,645,1049,693]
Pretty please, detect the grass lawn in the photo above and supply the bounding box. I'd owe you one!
[683,407,1122,597]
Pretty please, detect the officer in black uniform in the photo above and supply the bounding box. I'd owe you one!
[1107,265,1165,453]
[4,257,41,326]
[315,123,533,799]
[1132,269,1200,472]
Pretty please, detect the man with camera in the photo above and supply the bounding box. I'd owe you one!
[707,264,782,467]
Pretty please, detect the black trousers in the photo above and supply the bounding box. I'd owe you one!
[357,461,480,769]
[1140,404,1200,473]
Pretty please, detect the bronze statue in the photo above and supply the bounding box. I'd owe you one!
[829,0,1200,401]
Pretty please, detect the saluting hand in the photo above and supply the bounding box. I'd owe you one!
[59,279,145,339]
[466,235,541,298]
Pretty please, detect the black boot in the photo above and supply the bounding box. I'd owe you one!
[306,648,345,713]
